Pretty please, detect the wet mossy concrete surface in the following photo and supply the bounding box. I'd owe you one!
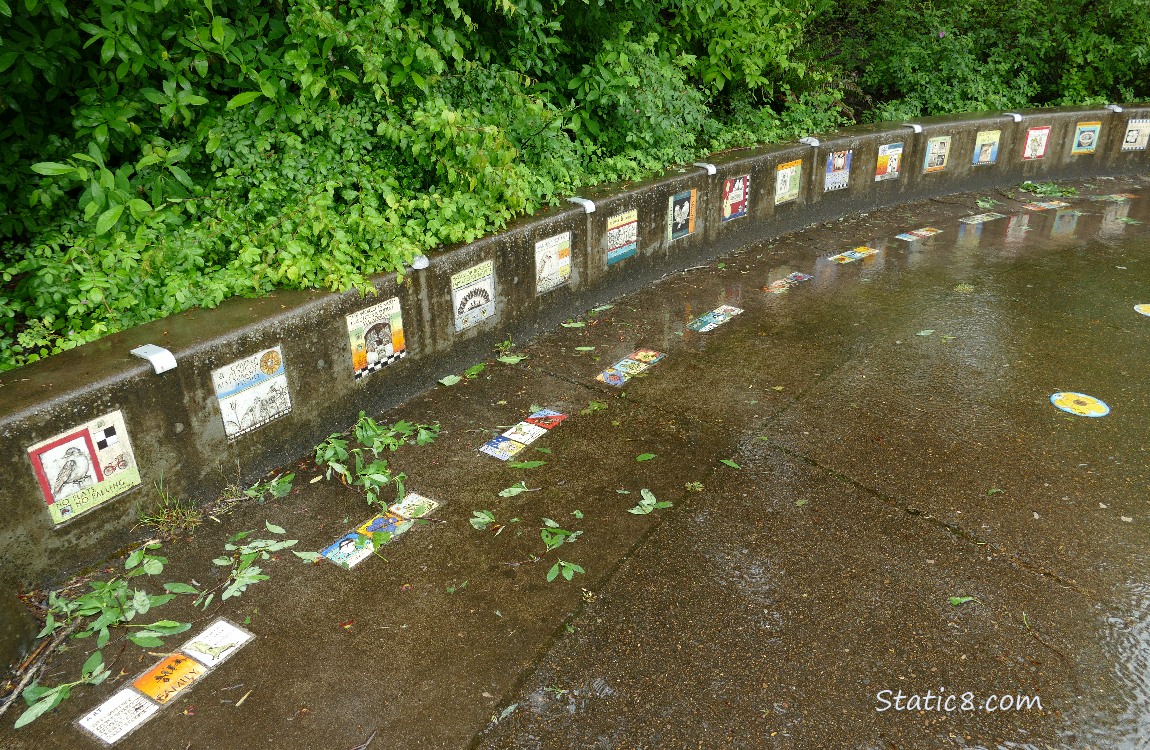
[4,175,1150,749]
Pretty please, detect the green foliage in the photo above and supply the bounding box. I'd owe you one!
[0,0,836,370]
[5,0,1143,370]
[539,517,581,552]
[244,472,295,502]
[824,0,1150,120]
[628,488,673,515]
[546,559,585,582]
[18,541,199,727]
[201,525,298,609]
[313,412,439,508]
[1019,181,1078,198]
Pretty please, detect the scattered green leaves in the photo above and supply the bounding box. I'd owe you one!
[580,401,607,416]
[498,482,534,498]
[546,559,585,582]
[949,596,980,606]
[470,510,497,530]
[628,488,672,515]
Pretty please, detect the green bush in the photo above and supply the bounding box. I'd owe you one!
[4,0,1145,371]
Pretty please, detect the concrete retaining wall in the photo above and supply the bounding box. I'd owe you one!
[2,105,1148,586]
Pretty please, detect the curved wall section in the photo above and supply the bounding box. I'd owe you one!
[1,105,1147,584]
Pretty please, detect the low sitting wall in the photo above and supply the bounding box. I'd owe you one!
[2,105,1148,586]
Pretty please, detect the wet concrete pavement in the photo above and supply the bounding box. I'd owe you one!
[4,176,1150,750]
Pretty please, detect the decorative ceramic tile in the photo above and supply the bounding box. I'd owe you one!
[824,150,851,191]
[452,260,496,332]
[606,209,638,265]
[875,143,903,181]
[28,410,141,525]
[722,175,750,221]
[668,190,697,241]
[972,130,1000,165]
[775,160,802,204]
[1071,122,1101,155]
[347,297,406,381]
[923,136,951,173]
[212,346,292,440]
[535,231,572,294]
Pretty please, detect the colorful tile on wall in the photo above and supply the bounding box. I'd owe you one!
[775,160,802,204]
[1022,126,1051,160]
[875,143,903,181]
[923,136,951,173]
[972,130,1000,165]
[668,190,697,241]
[347,297,406,381]
[27,410,141,526]
[1071,122,1101,155]
[452,260,496,332]
[1122,119,1150,151]
[824,150,851,191]
[212,346,292,440]
[606,209,638,265]
[722,175,750,221]
[535,231,572,294]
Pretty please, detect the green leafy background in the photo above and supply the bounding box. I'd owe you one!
[2,0,1146,369]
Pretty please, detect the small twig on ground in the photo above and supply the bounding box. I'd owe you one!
[0,621,78,720]
[348,728,378,750]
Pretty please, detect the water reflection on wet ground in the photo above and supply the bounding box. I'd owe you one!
[5,178,1150,750]
[479,178,1150,750]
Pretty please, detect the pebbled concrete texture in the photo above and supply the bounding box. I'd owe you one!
[3,175,1150,749]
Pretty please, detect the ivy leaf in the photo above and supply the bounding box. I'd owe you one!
[439,374,461,386]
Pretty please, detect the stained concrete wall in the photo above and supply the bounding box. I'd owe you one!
[1,105,1147,586]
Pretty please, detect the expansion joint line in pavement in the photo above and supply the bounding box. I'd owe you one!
[762,440,1091,598]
